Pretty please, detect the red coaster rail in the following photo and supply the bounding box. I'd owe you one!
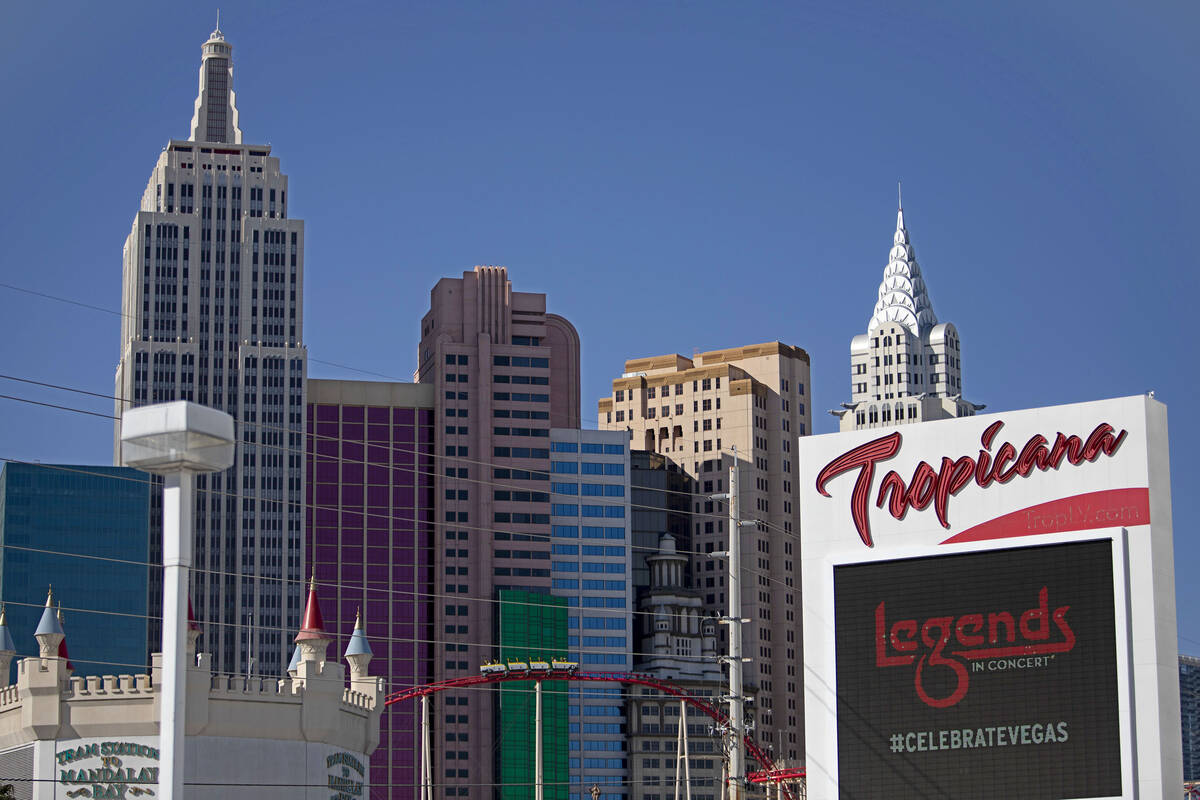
[386,669,804,799]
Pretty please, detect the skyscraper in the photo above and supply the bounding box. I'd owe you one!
[114,25,307,676]
[1183,654,1200,782]
[833,191,982,431]
[306,379,436,797]
[416,265,581,800]
[597,342,812,766]
[548,428,632,800]
[0,463,150,682]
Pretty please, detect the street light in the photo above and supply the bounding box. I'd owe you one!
[122,401,234,800]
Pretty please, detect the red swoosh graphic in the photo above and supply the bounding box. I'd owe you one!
[941,488,1150,544]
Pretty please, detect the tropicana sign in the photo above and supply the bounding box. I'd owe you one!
[814,420,1128,547]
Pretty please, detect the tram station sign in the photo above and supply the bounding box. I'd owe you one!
[798,395,1180,799]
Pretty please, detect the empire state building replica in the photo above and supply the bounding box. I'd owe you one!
[114,25,307,676]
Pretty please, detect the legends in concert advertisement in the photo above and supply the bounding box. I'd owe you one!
[833,539,1122,799]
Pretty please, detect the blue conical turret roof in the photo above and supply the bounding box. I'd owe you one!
[0,604,15,652]
[344,608,372,658]
[34,587,63,637]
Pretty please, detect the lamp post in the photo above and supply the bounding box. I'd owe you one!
[121,401,235,800]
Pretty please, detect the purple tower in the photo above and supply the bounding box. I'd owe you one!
[306,378,436,798]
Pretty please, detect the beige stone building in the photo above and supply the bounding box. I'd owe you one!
[598,342,810,766]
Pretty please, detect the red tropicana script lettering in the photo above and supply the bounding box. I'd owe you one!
[816,421,1127,545]
[816,432,901,547]
[875,588,1076,708]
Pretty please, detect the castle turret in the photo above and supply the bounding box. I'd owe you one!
[294,576,332,667]
[56,605,74,676]
[287,645,301,677]
[33,588,63,660]
[344,608,374,690]
[0,604,16,683]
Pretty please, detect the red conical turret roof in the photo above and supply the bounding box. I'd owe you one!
[57,606,74,671]
[294,576,329,643]
[187,596,202,632]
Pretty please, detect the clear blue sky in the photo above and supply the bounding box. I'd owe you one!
[1,2,1197,648]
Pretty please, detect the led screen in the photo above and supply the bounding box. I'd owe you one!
[833,539,1121,799]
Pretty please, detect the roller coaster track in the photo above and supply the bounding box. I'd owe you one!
[386,670,804,799]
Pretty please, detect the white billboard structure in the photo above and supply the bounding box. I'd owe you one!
[798,394,1179,799]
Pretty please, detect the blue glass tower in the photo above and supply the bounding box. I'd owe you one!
[548,429,632,800]
[0,463,150,681]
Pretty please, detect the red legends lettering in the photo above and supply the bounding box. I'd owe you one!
[875,587,1076,708]
[815,421,1127,546]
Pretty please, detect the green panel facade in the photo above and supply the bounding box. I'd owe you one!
[497,590,569,800]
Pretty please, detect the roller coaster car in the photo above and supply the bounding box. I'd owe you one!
[480,661,507,675]
[550,658,578,673]
[528,659,551,672]
[507,660,530,673]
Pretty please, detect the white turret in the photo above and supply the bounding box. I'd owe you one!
[33,587,63,660]
[344,608,373,679]
[294,576,332,667]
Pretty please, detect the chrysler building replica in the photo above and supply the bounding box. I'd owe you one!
[114,25,306,675]
[833,189,982,431]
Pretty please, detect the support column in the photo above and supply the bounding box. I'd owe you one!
[161,472,194,800]
[536,679,544,800]
[673,699,691,800]
[421,694,432,800]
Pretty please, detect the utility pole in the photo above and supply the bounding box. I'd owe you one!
[674,699,692,800]
[420,694,432,800]
[712,446,749,800]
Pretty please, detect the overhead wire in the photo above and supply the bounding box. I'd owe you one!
[0,382,795,568]
[0,283,805,701]
[0,453,796,647]
[0,380,801,672]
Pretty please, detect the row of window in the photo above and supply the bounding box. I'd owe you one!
[493,490,549,502]
[495,374,549,385]
[552,482,625,496]
[552,579,626,591]
[493,391,549,402]
[493,447,550,459]
[552,562,627,573]
[614,379,805,401]
[551,504,627,518]
[552,544,626,556]
[494,426,549,437]
[552,462,625,475]
[494,409,549,420]
[493,355,549,368]
[493,511,551,524]
[553,526,626,539]
[551,441,625,454]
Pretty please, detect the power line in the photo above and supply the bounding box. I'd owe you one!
[0,457,793,655]
[0,371,793,547]
[0,382,755,560]
[0,568,750,672]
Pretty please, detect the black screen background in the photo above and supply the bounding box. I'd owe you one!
[833,540,1122,800]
